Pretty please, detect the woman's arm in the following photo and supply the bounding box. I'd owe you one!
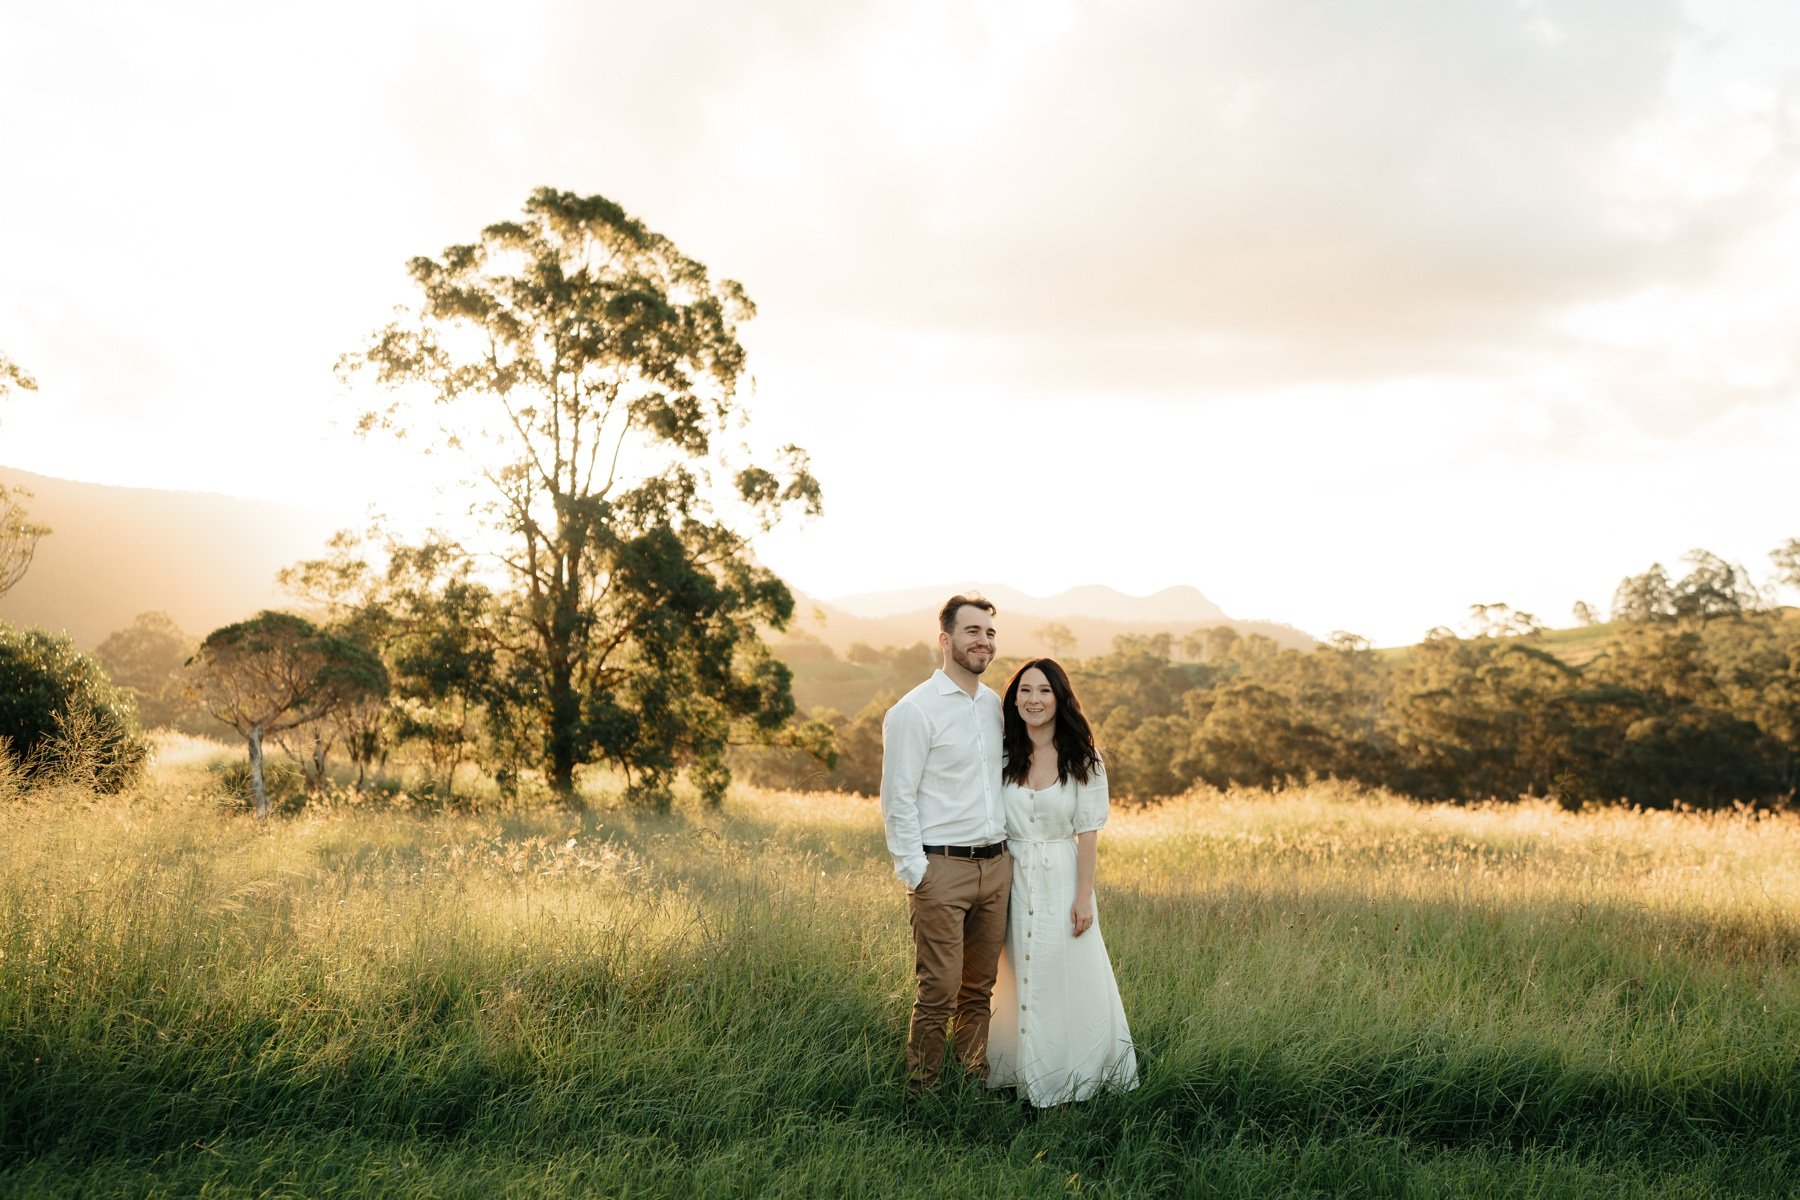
[1070,829,1097,936]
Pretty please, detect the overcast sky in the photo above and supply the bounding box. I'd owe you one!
[4,0,1798,645]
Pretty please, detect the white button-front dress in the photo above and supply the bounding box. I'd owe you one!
[986,765,1139,1106]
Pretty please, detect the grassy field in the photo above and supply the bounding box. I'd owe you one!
[1370,619,1629,668]
[3,742,1799,1198]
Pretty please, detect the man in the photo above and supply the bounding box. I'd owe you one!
[881,594,1011,1091]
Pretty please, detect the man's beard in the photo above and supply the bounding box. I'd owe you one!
[950,644,989,675]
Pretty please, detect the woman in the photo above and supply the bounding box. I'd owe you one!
[986,657,1139,1106]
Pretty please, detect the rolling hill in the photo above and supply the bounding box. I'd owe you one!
[0,467,340,647]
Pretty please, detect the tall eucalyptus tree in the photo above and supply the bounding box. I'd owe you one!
[342,189,820,802]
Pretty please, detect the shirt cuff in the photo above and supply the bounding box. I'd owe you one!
[898,854,928,890]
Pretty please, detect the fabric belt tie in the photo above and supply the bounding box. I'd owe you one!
[922,842,1007,860]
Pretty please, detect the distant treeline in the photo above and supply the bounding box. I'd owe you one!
[739,545,1800,809]
[25,542,1800,812]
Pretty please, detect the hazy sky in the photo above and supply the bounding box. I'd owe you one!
[4,0,1798,645]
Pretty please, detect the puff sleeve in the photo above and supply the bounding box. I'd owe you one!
[1073,758,1110,835]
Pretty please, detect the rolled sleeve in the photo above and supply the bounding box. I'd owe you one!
[880,700,931,887]
[898,854,928,891]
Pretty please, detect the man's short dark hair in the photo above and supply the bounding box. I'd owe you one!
[939,593,997,634]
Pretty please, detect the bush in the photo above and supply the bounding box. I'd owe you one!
[0,620,150,793]
[207,755,308,813]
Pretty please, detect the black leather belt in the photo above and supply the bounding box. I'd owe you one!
[922,842,1007,859]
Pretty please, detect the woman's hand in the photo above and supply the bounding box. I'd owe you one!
[1070,892,1094,938]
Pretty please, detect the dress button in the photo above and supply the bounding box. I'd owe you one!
[1020,1005,1027,1011]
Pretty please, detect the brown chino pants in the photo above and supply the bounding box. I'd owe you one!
[906,850,1012,1088]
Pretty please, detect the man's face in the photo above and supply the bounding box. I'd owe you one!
[941,605,997,675]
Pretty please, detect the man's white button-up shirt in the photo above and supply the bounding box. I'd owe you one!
[880,669,1007,889]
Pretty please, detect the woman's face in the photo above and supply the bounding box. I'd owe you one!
[1014,667,1057,732]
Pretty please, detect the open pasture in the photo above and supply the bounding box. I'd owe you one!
[3,753,1798,1198]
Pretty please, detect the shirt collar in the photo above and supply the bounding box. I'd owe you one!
[932,668,995,702]
[932,668,976,698]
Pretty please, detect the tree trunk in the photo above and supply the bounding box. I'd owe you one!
[548,660,579,799]
[550,742,577,796]
[545,556,585,800]
[248,725,269,818]
[310,730,327,794]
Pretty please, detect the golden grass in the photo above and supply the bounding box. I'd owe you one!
[3,748,1797,1197]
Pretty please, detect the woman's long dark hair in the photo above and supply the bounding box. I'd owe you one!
[1001,658,1102,786]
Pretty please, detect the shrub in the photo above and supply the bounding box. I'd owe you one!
[207,755,308,813]
[0,620,150,793]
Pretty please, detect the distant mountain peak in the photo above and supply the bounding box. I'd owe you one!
[825,582,1228,625]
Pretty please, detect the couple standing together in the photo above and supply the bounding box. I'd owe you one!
[880,594,1139,1106]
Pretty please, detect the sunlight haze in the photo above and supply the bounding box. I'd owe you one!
[4,0,1798,646]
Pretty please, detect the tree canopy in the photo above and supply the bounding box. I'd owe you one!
[95,612,211,733]
[340,188,820,805]
[188,611,387,815]
[748,539,1800,809]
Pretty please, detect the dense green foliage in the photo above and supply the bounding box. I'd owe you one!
[335,189,820,807]
[0,619,148,792]
[4,762,1797,1197]
[756,548,1800,808]
[784,612,1800,807]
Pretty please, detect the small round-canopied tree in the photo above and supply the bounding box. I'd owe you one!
[187,611,387,815]
[95,611,213,733]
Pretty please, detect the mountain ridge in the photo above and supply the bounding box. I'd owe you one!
[825,582,1229,625]
[0,466,338,647]
[787,595,1314,662]
[0,468,1315,657]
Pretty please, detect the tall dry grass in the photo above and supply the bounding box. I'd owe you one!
[2,750,1796,1197]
